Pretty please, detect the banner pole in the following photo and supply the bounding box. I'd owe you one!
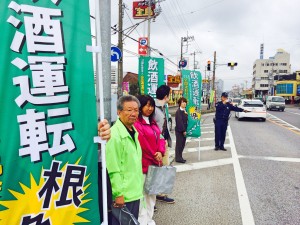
[198,137,201,161]
[95,0,108,224]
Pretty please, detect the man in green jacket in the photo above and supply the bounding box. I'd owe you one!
[106,95,143,224]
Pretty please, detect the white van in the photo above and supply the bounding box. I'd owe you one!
[266,96,285,111]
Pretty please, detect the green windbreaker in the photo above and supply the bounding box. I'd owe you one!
[106,119,143,202]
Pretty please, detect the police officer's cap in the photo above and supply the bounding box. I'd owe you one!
[221,92,228,98]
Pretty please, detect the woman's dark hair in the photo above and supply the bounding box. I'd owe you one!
[177,97,187,106]
[137,95,156,123]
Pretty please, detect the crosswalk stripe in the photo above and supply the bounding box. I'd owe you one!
[174,158,234,172]
[201,131,214,134]
[172,136,228,143]
[201,123,214,126]
[169,144,231,154]
[201,126,214,129]
[238,155,300,163]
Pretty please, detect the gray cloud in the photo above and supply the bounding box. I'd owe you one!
[111,0,300,90]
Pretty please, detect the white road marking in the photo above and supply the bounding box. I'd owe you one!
[201,131,215,134]
[287,112,300,116]
[228,126,255,225]
[202,123,215,126]
[239,155,300,163]
[201,126,214,129]
[169,144,231,154]
[172,136,228,143]
[267,113,300,132]
[174,158,234,172]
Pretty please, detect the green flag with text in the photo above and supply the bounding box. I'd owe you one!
[138,56,165,98]
[0,0,100,224]
[182,70,202,137]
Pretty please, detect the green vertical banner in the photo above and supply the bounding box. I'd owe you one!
[210,90,215,103]
[138,56,165,98]
[182,70,202,137]
[0,1,100,224]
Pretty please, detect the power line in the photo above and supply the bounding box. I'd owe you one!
[181,0,226,16]
[162,0,202,60]
[124,7,141,37]
[160,12,180,43]
[111,26,178,67]
[119,47,177,74]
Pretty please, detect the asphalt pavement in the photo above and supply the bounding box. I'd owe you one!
[153,104,300,225]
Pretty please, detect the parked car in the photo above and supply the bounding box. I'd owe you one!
[266,96,285,111]
[235,99,266,121]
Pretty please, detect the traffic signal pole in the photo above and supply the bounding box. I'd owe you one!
[212,51,216,107]
[180,37,183,65]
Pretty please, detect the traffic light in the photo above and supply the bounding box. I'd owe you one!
[228,62,238,70]
[207,61,211,71]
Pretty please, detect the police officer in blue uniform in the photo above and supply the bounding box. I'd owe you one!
[214,92,248,151]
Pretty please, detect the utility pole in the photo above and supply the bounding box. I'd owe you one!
[191,51,197,70]
[180,34,194,70]
[212,51,216,106]
[180,37,185,63]
[147,0,151,56]
[190,51,201,70]
[117,0,123,98]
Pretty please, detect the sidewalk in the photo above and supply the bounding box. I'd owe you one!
[168,104,215,117]
[285,103,300,108]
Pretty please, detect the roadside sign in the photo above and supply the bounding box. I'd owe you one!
[133,1,155,19]
[179,59,187,68]
[111,46,122,62]
[138,37,148,56]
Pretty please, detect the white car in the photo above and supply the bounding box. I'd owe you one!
[235,99,267,122]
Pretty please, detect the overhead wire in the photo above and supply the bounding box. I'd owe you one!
[181,0,226,16]
[111,26,178,68]
[173,0,202,53]
[124,7,141,37]
[111,42,177,74]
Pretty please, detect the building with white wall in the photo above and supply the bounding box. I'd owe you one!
[252,49,291,97]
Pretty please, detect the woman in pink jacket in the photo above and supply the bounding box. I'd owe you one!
[134,95,166,225]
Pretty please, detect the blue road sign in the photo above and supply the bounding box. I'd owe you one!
[111,46,122,62]
[179,59,187,68]
[140,38,147,46]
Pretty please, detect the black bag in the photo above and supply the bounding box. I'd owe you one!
[213,117,216,124]
[111,205,140,225]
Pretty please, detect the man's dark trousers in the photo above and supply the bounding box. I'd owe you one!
[215,119,228,148]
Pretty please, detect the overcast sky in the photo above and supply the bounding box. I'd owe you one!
[110,0,300,90]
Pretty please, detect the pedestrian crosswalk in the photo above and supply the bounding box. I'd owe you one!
[168,114,230,165]
[167,113,255,225]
